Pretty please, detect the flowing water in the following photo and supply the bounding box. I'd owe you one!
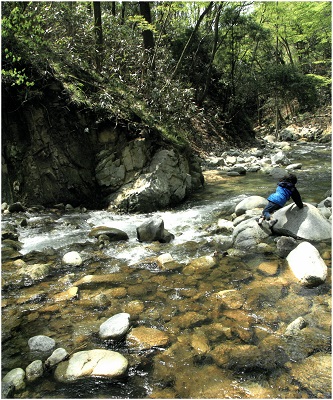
[1,142,331,398]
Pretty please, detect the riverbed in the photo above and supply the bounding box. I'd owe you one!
[1,142,331,398]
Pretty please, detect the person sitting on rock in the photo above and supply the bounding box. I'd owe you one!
[257,173,304,227]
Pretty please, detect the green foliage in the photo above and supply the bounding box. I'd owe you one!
[1,1,331,138]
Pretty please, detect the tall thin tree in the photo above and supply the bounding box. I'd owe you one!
[93,1,103,72]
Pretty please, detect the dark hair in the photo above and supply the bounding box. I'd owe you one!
[280,174,297,184]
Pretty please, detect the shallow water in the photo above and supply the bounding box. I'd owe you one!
[1,142,331,399]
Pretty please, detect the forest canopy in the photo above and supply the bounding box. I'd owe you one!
[2,1,331,143]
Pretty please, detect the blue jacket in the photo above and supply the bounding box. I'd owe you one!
[267,181,303,208]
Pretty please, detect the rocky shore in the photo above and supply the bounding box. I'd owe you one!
[1,132,331,399]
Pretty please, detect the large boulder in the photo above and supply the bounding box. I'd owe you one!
[54,349,128,382]
[286,241,328,287]
[106,148,203,212]
[272,203,331,241]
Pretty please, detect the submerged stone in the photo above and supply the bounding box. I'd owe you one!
[126,326,170,350]
[288,353,332,398]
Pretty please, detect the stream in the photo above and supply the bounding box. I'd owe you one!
[1,142,331,398]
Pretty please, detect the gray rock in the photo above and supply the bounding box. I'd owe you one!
[8,202,26,212]
[275,236,298,258]
[235,196,267,216]
[232,218,271,249]
[45,348,69,368]
[26,360,44,382]
[286,241,327,287]
[136,217,174,243]
[28,335,56,352]
[279,127,297,141]
[54,349,128,382]
[272,203,332,241]
[268,166,287,179]
[107,148,203,212]
[247,165,261,172]
[99,313,131,339]
[271,151,290,165]
[227,165,246,175]
[2,368,25,391]
[318,197,332,208]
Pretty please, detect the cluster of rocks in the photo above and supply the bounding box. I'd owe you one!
[202,128,325,177]
[2,312,171,397]
[217,196,331,287]
[257,122,331,143]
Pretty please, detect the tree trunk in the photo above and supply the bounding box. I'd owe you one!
[139,2,155,70]
[139,2,155,50]
[197,4,222,106]
[170,2,214,81]
[93,1,103,72]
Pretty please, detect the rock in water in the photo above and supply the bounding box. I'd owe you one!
[28,335,56,352]
[272,203,331,241]
[54,349,128,382]
[286,241,327,287]
[62,251,83,266]
[235,196,267,216]
[88,226,129,241]
[26,360,44,382]
[99,313,131,339]
[136,217,174,243]
[2,368,26,391]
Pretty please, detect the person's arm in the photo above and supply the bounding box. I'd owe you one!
[291,187,303,208]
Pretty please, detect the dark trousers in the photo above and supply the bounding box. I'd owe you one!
[262,201,281,220]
